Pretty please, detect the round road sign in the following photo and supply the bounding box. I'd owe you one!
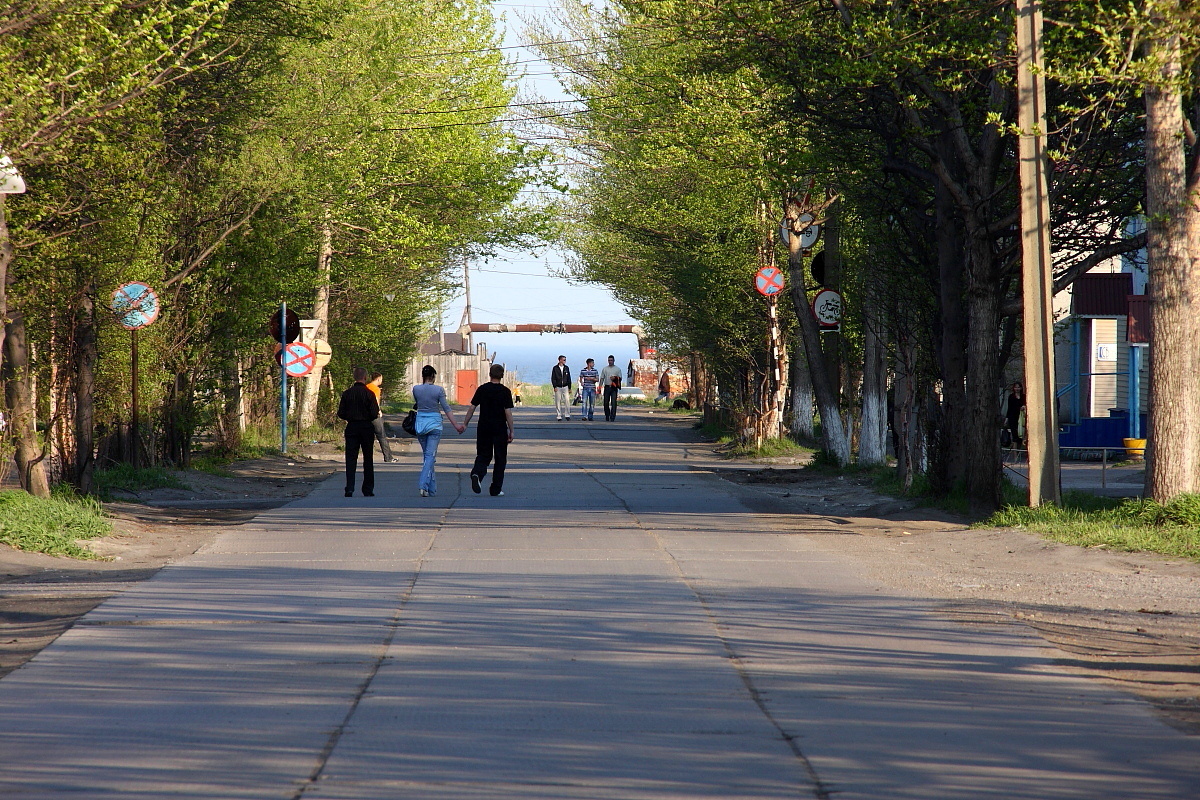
[778,214,820,250]
[312,339,332,368]
[277,342,316,377]
[111,282,160,330]
[754,266,786,297]
[811,289,844,326]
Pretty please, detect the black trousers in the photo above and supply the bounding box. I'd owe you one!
[344,420,375,494]
[471,432,509,495]
[603,386,619,420]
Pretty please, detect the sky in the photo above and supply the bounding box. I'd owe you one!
[436,0,641,384]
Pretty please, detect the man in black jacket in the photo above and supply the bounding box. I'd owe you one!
[337,367,380,497]
[550,355,572,421]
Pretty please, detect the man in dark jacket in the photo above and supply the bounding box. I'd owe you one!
[550,355,572,421]
[337,367,380,497]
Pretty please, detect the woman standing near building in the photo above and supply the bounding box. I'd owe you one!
[1004,382,1026,448]
[412,365,464,496]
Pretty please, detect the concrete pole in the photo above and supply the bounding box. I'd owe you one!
[1016,0,1061,505]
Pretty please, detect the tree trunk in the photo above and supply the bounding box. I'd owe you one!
[788,338,815,439]
[73,286,97,494]
[4,310,49,497]
[1144,25,1200,500]
[858,306,888,465]
[0,196,11,377]
[298,213,333,429]
[787,241,850,464]
[894,336,918,492]
[964,240,1004,514]
[931,183,969,493]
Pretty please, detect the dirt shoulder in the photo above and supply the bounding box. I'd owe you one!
[0,445,344,679]
[710,456,1200,735]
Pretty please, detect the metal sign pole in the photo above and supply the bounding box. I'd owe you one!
[131,328,139,469]
[280,302,288,453]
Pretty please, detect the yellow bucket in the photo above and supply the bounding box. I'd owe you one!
[1123,437,1146,461]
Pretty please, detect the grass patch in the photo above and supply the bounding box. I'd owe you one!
[727,436,814,460]
[234,421,342,459]
[189,455,235,478]
[0,487,111,559]
[982,491,1200,561]
[515,383,555,406]
[94,464,188,499]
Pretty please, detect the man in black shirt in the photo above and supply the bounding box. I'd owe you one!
[337,367,380,497]
[462,363,515,496]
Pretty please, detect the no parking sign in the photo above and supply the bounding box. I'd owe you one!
[754,266,786,297]
[277,342,316,377]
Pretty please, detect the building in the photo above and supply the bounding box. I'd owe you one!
[405,331,514,406]
[1051,221,1149,448]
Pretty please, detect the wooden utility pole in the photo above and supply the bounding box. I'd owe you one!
[1016,0,1061,505]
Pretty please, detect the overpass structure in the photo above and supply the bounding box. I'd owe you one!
[459,322,649,357]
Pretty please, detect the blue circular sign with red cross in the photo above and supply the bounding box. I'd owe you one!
[755,266,786,297]
[111,281,160,330]
[277,342,316,377]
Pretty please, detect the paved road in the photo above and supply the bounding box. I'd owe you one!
[0,409,1197,799]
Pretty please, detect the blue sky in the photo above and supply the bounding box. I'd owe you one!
[437,0,641,383]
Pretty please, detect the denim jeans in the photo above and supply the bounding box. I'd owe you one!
[417,429,441,494]
[581,387,596,419]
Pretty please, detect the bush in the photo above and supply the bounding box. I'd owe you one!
[0,488,111,559]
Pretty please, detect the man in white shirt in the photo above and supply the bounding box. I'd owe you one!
[598,355,622,422]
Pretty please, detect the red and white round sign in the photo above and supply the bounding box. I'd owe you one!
[754,266,786,297]
[811,289,844,326]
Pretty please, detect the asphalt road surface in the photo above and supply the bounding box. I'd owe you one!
[0,408,1196,799]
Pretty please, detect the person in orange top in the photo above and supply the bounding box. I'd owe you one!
[367,372,396,463]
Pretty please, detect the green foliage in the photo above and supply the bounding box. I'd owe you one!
[984,492,1200,561]
[0,488,111,559]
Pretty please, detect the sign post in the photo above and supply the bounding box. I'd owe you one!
[280,302,288,453]
[111,281,160,468]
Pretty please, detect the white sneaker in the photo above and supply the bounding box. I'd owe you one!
[492,491,504,497]
[420,489,429,497]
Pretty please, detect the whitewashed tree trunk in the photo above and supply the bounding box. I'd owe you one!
[298,213,333,429]
[858,308,888,465]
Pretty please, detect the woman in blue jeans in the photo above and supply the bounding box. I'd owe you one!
[412,365,465,496]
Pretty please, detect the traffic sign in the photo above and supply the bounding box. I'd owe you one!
[778,213,821,250]
[811,289,844,326]
[111,282,160,330]
[277,342,316,377]
[312,339,332,368]
[754,266,786,296]
[269,305,301,343]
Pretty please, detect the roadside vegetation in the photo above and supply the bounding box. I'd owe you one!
[701,423,814,461]
[0,489,110,559]
[983,492,1200,562]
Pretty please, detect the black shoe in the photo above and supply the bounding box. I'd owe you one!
[345,490,353,497]
[471,473,482,494]
[363,491,374,497]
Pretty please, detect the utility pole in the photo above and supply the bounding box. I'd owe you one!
[460,254,473,353]
[1016,0,1061,506]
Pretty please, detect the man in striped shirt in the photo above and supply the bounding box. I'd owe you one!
[578,358,600,421]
